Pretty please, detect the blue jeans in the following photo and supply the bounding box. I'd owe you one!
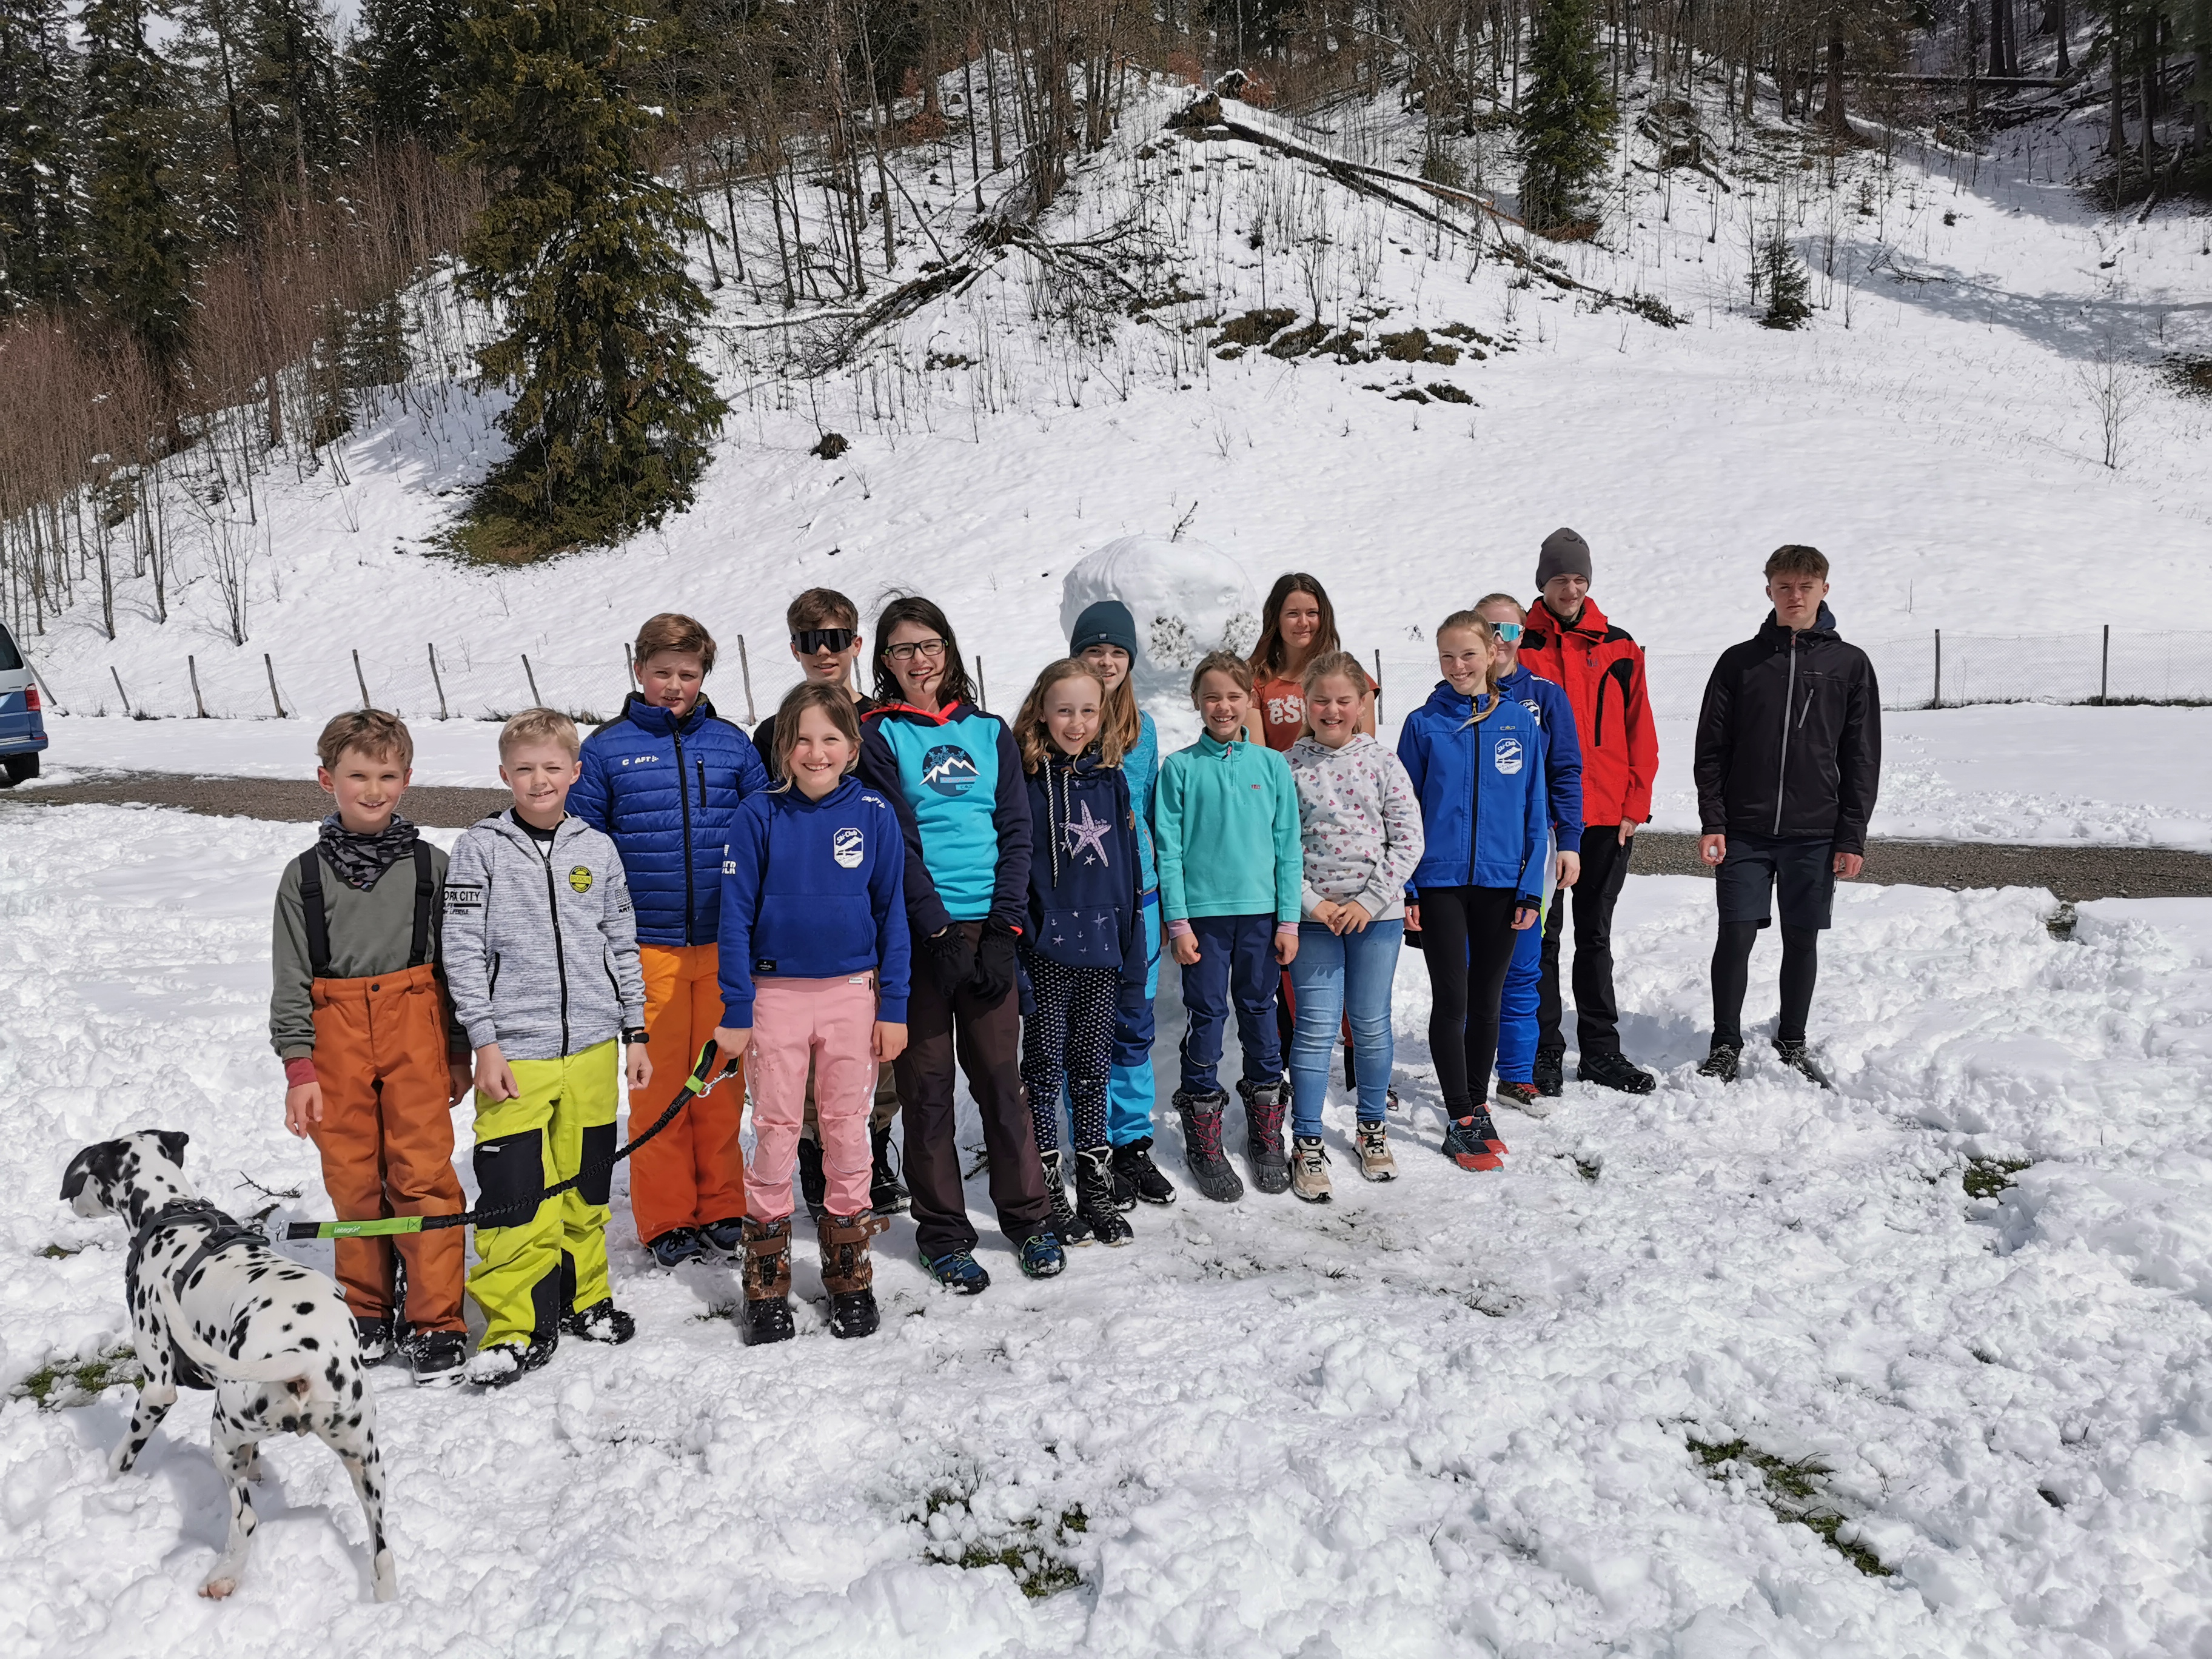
[1287,919,1404,1136]
[1176,913,1281,1093]
[1066,891,1161,1145]
[1496,903,1543,1084]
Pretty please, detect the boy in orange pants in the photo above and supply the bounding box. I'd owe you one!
[272,710,472,1384]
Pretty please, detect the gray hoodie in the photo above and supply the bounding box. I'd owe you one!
[443,811,646,1062]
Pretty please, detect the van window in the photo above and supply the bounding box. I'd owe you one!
[0,623,22,672]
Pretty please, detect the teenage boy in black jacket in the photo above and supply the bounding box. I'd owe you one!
[1693,545,1881,1085]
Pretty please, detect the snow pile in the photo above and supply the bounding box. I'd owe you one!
[1059,532,1259,744]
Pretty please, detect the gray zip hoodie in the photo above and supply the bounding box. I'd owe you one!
[443,811,646,1062]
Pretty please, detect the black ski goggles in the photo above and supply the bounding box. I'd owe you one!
[793,628,856,655]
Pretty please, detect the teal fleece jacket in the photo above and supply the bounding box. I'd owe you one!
[1154,732,1303,926]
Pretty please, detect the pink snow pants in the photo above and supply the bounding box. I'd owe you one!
[747,975,879,1223]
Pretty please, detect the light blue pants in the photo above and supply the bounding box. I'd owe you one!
[1496,903,1543,1085]
[1063,891,1161,1147]
[1286,918,1405,1138]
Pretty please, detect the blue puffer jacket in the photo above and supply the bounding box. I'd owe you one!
[1495,664,1586,842]
[1397,681,1550,903]
[570,694,771,947]
[1024,752,1142,974]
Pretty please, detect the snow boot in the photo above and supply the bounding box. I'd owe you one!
[870,1124,910,1216]
[1577,1050,1656,1096]
[560,1298,636,1345]
[468,1335,556,1388]
[699,1217,746,1258]
[1532,1050,1565,1098]
[401,1329,467,1386]
[1774,1039,1834,1090]
[1441,1101,1504,1172]
[1111,1137,1177,1207]
[920,1248,990,1295]
[1075,1147,1133,1245]
[796,1137,829,1224]
[1016,1232,1067,1279]
[1495,1079,1552,1118]
[1355,1119,1398,1182]
[1289,1136,1332,1204]
[1697,1042,1742,1084]
[1174,1088,1245,1203]
[352,1316,396,1365]
[1039,1149,1094,1245]
[1238,1078,1292,1195]
[819,1211,887,1339]
[646,1226,704,1269]
[739,1217,794,1345]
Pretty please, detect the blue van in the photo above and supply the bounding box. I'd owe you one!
[0,620,49,785]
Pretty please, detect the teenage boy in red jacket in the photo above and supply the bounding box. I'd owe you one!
[1521,528,1658,1096]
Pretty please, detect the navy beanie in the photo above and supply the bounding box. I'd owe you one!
[1069,598,1139,662]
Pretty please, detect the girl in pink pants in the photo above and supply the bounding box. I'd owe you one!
[714,685,911,1345]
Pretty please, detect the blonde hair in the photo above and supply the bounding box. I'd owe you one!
[1436,611,1504,717]
[766,682,861,787]
[1299,649,1373,701]
[1094,668,1142,765]
[633,612,717,675]
[1188,649,1255,701]
[1473,592,1525,620]
[498,708,581,759]
[317,709,413,771]
[1016,659,1122,774]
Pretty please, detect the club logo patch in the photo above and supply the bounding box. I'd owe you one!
[569,865,594,894]
[1493,736,1524,776]
[833,826,865,868]
[920,744,979,797]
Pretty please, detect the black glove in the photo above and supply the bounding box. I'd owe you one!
[925,927,977,999]
[968,918,1021,1006]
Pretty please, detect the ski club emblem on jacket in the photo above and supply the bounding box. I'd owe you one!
[920,745,980,796]
[1493,736,1524,775]
[1064,802,1113,866]
[833,826,865,869]
[568,865,594,894]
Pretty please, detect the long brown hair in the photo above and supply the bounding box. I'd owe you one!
[1015,660,1124,774]
[1438,611,1504,722]
[1249,572,1342,681]
[766,682,862,788]
[871,594,977,709]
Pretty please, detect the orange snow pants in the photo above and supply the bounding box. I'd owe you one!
[629,943,748,1246]
[307,961,467,1332]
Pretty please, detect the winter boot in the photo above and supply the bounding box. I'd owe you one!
[1774,1039,1834,1090]
[468,1335,557,1388]
[1697,1042,1742,1083]
[818,1211,888,1339]
[1237,1078,1291,1195]
[869,1124,911,1216]
[1039,1149,1094,1245]
[1173,1088,1244,1203]
[1289,1135,1332,1204]
[796,1137,829,1224]
[1111,1137,1177,1207]
[1495,1079,1552,1118]
[920,1248,990,1294]
[353,1316,396,1365]
[1017,1232,1067,1279]
[699,1217,747,1258]
[1441,1101,1504,1172]
[401,1329,467,1386]
[561,1298,636,1345]
[1532,1050,1566,1098]
[646,1226,704,1269]
[739,1217,794,1346]
[1074,1147,1133,1245]
[1578,1050,1656,1095]
[1355,1119,1398,1182]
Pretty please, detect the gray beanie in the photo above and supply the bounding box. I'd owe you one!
[1535,527,1592,589]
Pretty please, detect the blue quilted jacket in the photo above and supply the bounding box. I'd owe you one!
[570,694,771,947]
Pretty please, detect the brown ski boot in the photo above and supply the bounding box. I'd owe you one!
[818,1211,890,1339]
[739,1217,794,1344]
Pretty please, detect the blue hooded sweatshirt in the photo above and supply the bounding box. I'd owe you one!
[1495,663,1586,843]
[716,774,911,1027]
[859,699,1031,938]
[571,694,770,947]
[1396,681,1550,903]
[1024,751,1143,974]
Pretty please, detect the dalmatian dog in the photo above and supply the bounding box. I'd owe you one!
[59,1131,396,1603]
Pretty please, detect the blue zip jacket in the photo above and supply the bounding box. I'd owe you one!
[1495,664,1586,842]
[571,694,770,948]
[1126,711,1160,894]
[1397,681,1550,903]
[859,699,1031,937]
[716,775,911,1026]
[1025,752,1143,974]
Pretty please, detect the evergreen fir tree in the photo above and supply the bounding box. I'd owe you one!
[243,0,343,203]
[1517,0,1616,237]
[81,0,193,375]
[349,0,457,149]
[0,0,78,310]
[452,0,727,552]
[1758,230,1812,330]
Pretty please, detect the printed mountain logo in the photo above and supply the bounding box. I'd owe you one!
[833,826,865,868]
[921,745,980,797]
[569,866,594,894]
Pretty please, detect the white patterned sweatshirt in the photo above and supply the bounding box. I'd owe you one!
[1285,734,1425,922]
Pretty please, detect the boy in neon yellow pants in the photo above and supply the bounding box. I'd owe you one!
[443,708,652,1386]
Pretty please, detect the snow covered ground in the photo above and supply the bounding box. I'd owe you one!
[7,800,2212,1656]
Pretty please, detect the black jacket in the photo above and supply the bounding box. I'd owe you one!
[1694,604,1881,854]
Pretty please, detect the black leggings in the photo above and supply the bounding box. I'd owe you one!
[1711,920,1818,1047]
[1419,886,1523,1108]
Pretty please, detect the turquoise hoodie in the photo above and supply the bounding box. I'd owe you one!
[1155,731,1302,925]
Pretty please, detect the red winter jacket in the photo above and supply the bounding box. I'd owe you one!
[1520,594,1658,826]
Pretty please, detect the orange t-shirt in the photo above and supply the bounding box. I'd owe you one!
[1253,667,1378,751]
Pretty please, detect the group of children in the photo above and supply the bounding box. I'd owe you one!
[269,563,1597,1381]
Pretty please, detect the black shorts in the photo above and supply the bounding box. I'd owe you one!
[1715,832,1837,931]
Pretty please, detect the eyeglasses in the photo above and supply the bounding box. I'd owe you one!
[1493,622,1524,645]
[793,628,856,655]
[885,637,948,665]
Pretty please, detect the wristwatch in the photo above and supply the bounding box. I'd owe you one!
[622,1027,649,1047]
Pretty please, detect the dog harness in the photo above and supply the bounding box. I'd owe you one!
[128,1198,270,1390]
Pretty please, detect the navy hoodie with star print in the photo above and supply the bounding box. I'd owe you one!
[1022,751,1143,976]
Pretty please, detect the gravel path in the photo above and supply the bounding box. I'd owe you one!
[9,773,2212,900]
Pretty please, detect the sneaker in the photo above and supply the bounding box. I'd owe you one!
[1441,1116,1504,1172]
[1495,1079,1552,1118]
[1532,1050,1565,1097]
[1697,1042,1742,1083]
[699,1216,747,1258]
[796,1136,828,1223]
[1577,1050,1656,1096]
[1467,1105,1509,1155]
[1236,1078,1291,1195]
[352,1316,396,1364]
[1386,1086,1404,1116]
[920,1248,991,1295]
[1016,1232,1067,1279]
[1074,1147,1133,1245]
[1289,1136,1332,1204]
[1774,1039,1834,1090]
[469,1336,556,1387]
[560,1298,636,1345]
[1355,1119,1397,1182]
[1039,1149,1094,1245]
[827,1287,879,1339]
[869,1124,910,1216]
[646,1226,704,1268]
[1173,1088,1245,1204]
[743,1296,795,1345]
[1111,1138,1177,1206]
[403,1329,468,1386]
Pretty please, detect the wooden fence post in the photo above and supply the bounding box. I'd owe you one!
[976,655,987,711]
[188,655,209,719]
[109,666,132,716]
[2099,624,2110,704]
[522,655,543,708]
[353,649,372,710]
[265,653,286,717]
[1932,629,1942,708]
[737,634,757,722]
[428,644,449,721]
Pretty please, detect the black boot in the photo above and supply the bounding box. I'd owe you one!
[1039,1149,1094,1245]
[1111,1137,1178,1206]
[1238,1078,1291,1195]
[740,1217,794,1345]
[796,1137,828,1224]
[1074,1147,1133,1245]
[1532,1050,1565,1098]
[1577,1049,1656,1095]
[819,1212,887,1339]
[1697,1042,1741,1083]
[1173,1088,1244,1202]
[1774,1039,1833,1089]
[869,1123,910,1216]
